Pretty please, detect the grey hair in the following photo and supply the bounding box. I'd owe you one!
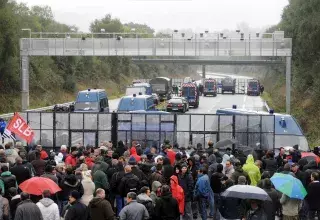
[60,145,67,151]
[127,192,137,200]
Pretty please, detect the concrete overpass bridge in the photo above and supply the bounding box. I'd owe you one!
[20,31,292,112]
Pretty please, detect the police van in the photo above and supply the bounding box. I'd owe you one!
[117,94,155,112]
[73,89,109,113]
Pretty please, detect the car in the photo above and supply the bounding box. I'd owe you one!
[166,98,188,113]
[170,97,189,111]
[151,93,160,105]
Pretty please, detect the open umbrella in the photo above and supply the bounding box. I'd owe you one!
[214,139,238,149]
[221,185,271,201]
[270,173,307,200]
[19,177,61,196]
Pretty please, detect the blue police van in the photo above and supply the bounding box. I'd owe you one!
[117,94,155,112]
[74,89,109,113]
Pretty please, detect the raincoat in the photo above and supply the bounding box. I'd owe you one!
[170,175,185,215]
[242,155,261,186]
[130,147,141,163]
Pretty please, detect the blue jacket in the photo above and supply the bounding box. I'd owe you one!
[0,121,6,134]
[194,174,213,199]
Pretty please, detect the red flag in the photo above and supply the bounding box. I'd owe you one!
[7,113,34,143]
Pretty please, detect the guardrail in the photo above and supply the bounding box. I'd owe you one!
[0,102,73,120]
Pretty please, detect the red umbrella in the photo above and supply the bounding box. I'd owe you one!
[301,152,320,164]
[19,177,61,196]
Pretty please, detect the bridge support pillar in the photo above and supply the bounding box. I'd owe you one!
[286,56,292,114]
[21,55,29,111]
[202,65,206,85]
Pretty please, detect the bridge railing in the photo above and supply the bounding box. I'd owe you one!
[2,112,275,151]
[20,37,292,57]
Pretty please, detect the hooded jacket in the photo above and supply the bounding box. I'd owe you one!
[59,174,84,201]
[178,171,194,202]
[92,161,110,192]
[5,148,19,165]
[187,157,198,181]
[88,197,114,220]
[130,147,141,163]
[155,192,180,220]
[36,198,60,220]
[195,173,213,199]
[10,163,32,185]
[170,175,185,215]
[243,155,261,186]
[150,181,162,205]
[0,171,17,197]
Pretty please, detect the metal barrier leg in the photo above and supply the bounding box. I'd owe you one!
[21,55,29,111]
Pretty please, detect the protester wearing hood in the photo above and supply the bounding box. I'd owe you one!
[115,141,126,158]
[119,192,149,220]
[178,163,194,220]
[36,190,60,220]
[10,156,32,185]
[150,181,161,206]
[243,155,261,186]
[130,147,141,163]
[155,185,180,220]
[92,159,110,193]
[187,157,197,181]
[224,160,235,178]
[162,157,174,185]
[88,188,114,220]
[4,143,19,165]
[170,175,185,215]
[231,161,251,185]
[208,153,219,179]
[58,167,84,204]
[137,186,154,219]
[0,165,17,199]
[81,171,95,206]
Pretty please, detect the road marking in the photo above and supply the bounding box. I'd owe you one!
[242,95,247,109]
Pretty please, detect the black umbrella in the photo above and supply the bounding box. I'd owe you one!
[221,185,271,201]
[213,139,238,149]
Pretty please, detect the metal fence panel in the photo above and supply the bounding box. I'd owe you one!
[70,113,84,129]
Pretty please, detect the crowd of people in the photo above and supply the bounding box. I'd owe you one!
[0,140,319,220]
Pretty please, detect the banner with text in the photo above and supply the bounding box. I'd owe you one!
[7,113,34,144]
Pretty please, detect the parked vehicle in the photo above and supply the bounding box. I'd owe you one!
[170,97,189,111]
[203,78,217,96]
[125,86,147,96]
[149,77,172,101]
[180,82,200,108]
[247,79,261,96]
[133,83,152,95]
[166,98,188,113]
[117,94,155,112]
[71,89,109,113]
[221,77,236,94]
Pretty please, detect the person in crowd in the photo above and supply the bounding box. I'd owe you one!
[55,164,66,185]
[262,178,281,220]
[150,164,165,185]
[276,147,287,168]
[55,145,68,164]
[245,200,267,220]
[9,187,20,220]
[291,163,307,188]
[238,176,247,185]
[210,164,226,220]
[0,188,9,220]
[65,148,78,167]
[19,153,36,177]
[170,175,185,216]
[4,143,19,165]
[118,165,140,202]
[36,145,49,160]
[137,186,154,219]
[224,160,235,178]
[129,157,148,183]
[92,158,110,193]
[262,151,278,177]
[280,192,301,220]
[187,156,198,181]
[130,147,141,163]
[14,192,43,220]
[243,155,261,186]
[155,185,180,220]
[231,160,251,185]
[41,165,58,184]
[165,145,177,166]
[10,156,32,185]
[88,188,114,220]
[150,181,162,206]
[162,157,174,185]
[110,162,125,216]
[115,141,126,158]
[64,191,89,220]
[36,190,60,220]
[194,167,214,220]
[81,170,95,206]
[178,163,194,220]
[304,160,319,186]
[119,192,149,220]
[305,172,320,220]
[255,160,264,174]
[14,142,27,157]
[31,151,46,176]
[0,165,18,199]
[59,166,84,212]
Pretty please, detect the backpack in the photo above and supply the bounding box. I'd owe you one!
[124,175,140,196]
[140,200,154,219]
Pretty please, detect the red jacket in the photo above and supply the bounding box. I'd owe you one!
[40,150,48,160]
[167,149,176,166]
[65,155,77,167]
[85,157,94,169]
[130,147,141,162]
[170,175,185,215]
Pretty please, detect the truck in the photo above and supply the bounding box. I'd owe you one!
[221,77,236,94]
[247,79,261,96]
[149,77,172,101]
[203,78,217,97]
[180,82,200,108]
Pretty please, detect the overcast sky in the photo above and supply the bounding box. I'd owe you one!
[16,0,289,32]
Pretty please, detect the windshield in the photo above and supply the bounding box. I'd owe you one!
[182,87,195,96]
[275,115,303,135]
[126,87,146,95]
[248,82,258,88]
[74,102,99,110]
[275,135,309,151]
[118,98,146,111]
[169,99,183,104]
[76,92,98,102]
[205,82,214,88]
